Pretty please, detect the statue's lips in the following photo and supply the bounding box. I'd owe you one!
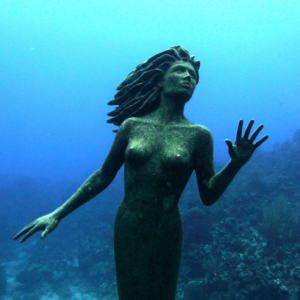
[181,82,192,89]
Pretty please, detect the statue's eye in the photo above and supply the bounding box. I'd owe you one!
[176,70,183,73]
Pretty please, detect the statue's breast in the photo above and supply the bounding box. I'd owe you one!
[125,140,152,166]
[162,146,192,172]
[125,135,192,171]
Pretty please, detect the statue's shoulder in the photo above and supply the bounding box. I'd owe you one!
[118,117,145,135]
[124,116,156,127]
[186,121,211,135]
[185,122,213,145]
[124,117,141,124]
[119,117,137,127]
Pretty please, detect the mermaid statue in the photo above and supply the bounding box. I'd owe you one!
[14,46,268,300]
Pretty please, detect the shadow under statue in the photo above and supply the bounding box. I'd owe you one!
[14,46,268,300]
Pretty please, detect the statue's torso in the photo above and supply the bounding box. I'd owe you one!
[123,117,202,216]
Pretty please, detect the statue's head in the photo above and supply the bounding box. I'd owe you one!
[107,46,200,130]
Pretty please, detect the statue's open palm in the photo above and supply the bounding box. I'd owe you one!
[225,119,269,166]
[13,212,60,243]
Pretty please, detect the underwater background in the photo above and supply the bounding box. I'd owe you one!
[0,0,300,299]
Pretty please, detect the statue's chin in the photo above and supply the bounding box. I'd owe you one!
[175,91,193,103]
[161,89,194,104]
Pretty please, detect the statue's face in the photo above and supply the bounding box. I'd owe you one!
[159,61,197,102]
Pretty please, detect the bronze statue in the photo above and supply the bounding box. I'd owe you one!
[14,46,268,300]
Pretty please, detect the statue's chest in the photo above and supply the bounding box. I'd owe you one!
[125,131,193,169]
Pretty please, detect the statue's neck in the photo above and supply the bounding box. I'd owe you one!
[149,93,186,124]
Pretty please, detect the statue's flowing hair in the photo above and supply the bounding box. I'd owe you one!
[107,46,200,131]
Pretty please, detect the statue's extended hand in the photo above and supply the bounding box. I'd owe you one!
[225,119,269,166]
[13,211,61,243]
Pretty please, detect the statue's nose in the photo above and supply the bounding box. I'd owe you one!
[183,72,192,81]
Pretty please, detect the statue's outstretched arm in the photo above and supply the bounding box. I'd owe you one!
[195,119,268,206]
[14,121,129,243]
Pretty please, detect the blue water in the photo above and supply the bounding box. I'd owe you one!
[1,1,300,299]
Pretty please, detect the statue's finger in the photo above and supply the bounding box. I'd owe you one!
[19,225,40,243]
[225,139,233,152]
[249,125,264,142]
[41,226,53,239]
[243,119,254,139]
[236,120,243,142]
[253,135,269,150]
[13,222,36,240]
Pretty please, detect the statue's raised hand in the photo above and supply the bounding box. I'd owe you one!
[225,119,268,167]
[13,211,61,243]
